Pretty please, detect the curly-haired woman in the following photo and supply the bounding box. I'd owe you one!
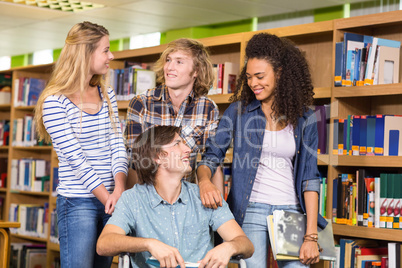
[197,33,327,267]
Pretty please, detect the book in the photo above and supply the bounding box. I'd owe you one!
[366,116,376,156]
[384,115,402,156]
[222,62,239,94]
[365,37,401,85]
[267,210,336,261]
[377,46,400,84]
[359,116,368,155]
[374,115,385,155]
[134,69,156,96]
[146,256,200,268]
[334,42,344,86]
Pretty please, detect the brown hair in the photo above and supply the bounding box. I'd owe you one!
[153,38,214,97]
[132,126,181,185]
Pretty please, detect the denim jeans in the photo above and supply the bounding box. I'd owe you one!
[57,195,112,268]
[242,202,309,268]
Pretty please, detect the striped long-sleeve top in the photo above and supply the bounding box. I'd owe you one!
[42,87,128,197]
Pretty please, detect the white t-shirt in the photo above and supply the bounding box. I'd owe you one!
[249,124,299,205]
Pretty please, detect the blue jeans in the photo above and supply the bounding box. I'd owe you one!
[242,202,309,268]
[57,195,112,268]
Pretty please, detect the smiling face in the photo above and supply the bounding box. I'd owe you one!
[89,35,114,76]
[246,58,277,105]
[163,50,197,92]
[158,133,192,176]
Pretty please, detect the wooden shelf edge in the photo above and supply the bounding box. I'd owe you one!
[11,233,48,243]
[314,87,331,99]
[333,224,402,242]
[208,93,233,104]
[330,155,402,167]
[13,146,52,150]
[9,190,50,196]
[48,241,60,251]
[333,83,402,98]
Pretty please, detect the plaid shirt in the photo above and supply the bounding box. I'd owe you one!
[124,85,219,181]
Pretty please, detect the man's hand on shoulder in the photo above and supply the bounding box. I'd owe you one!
[199,179,222,209]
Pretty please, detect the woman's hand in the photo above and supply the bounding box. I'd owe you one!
[105,188,124,215]
[299,240,320,265]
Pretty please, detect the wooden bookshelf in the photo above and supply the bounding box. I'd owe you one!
[2,10,402,267]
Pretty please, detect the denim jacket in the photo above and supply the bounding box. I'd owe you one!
[198,99,328,229]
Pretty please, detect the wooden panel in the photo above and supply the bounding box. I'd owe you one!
[333,224,402,242]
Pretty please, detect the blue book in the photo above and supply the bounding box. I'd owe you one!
[359,116,367,155]
[338,119,345,155]
[352,115,360,155]
[343,118,348,155]
[374,115,385,155]
[334,42,344,87]
[146,257,199,268]
[27,78,46,106]
[366,116,376,156]
[333,119,339,155]
[332,176,339,223]
[389,130,399,156]
[339,238,354,268]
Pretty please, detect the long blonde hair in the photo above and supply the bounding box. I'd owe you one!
[34,21,117,143]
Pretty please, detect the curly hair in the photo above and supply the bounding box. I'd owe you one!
[230,33,314,128]
[153,38,214,97]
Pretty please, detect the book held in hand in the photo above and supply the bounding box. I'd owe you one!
[267,210,337,261]
[146,256,200,268]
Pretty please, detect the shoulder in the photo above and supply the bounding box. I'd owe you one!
[193,95,219,112]
[43,94,66,109]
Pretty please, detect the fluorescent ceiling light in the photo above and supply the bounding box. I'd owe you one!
[0,0,104,12]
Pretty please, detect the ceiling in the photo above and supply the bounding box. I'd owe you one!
[0,0,372,58]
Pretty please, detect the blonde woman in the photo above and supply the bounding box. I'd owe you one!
[34,21,128,268]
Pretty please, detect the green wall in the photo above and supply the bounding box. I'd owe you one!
[7,4,356,68]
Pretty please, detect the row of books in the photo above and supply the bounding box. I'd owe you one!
[333,114,402,156]
[12,115,37,147]
[14,77,47,107]
[336,238,402,268]
[0,120,10,146]
[109,62,156,101]
[50,208,59,244]
[10,243,47,268]
[0,73,12,105]
[334,32,401,87]
[208,62,239,95]
[9,203,49,239]
[332,170,402,229]
[314,104,331,155]
[0,158,7,188]
[10,158,50,192]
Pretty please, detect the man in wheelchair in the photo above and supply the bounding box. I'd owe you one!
[97,126,254,268]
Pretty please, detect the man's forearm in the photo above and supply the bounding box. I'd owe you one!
[97,233,152,256]
[223,235,254,259]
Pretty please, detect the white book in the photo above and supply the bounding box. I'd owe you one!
[267,210,337,261]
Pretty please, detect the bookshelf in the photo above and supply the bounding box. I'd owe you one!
[327,10,402,248]
[2,10,402,267]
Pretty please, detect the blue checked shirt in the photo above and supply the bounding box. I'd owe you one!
[106,181,234,268]
[124,85,219,181]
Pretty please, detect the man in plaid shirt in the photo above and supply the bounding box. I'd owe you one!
[124,38,224,208]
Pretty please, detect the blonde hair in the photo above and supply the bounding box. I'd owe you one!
[153,38,214,97]
[34,21,117,143]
